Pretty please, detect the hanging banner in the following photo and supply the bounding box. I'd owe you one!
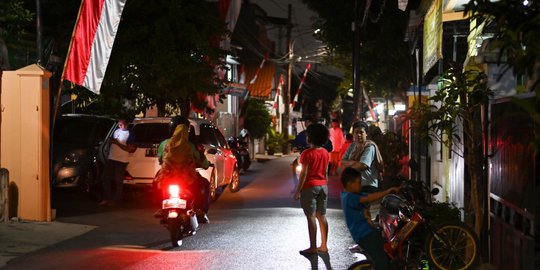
[423,0,442,76]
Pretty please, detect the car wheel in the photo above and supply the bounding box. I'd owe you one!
[209,169,218,202]
[79,169,96,195]
[229,164,240,193]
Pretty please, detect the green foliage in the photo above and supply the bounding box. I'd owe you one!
[101,0,228,114]
[465,0,540,81]
[408,67,492,147]
[266,128,286,154]
[243,99,272,139]
[0,0,33,40]
[427,201,462,227]
[368,126,408,176]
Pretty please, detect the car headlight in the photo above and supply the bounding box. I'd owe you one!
[64,152,81,164]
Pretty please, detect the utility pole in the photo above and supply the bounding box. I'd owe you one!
[283,4,292,154]
[352,0,362,122]
[36,0,43,65]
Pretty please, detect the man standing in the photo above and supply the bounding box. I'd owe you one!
[328,119,344,175]
[99,117,136,206]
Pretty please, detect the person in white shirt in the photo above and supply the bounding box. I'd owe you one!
[99,117,136,206]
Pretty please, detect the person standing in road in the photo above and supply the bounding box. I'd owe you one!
[294,123,330,255]
[341,121,384,194]
[328,119,344,175]
[99,117,136,206]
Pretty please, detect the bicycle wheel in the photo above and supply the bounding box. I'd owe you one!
[425,221,479,270]
[348,260,374,270]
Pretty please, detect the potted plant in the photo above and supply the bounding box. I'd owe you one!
[266,128,285,155]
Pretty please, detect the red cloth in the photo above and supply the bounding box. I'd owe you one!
[329,127,344,153]
[299,148,329,189]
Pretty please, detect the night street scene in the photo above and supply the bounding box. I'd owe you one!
[0,0,538,269]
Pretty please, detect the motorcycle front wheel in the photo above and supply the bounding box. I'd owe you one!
[347,260,374,270]
[168,218,183,247]
[425,221,479,270]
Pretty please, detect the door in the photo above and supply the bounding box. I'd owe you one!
[215,128,234,182]
[200,124,225,185]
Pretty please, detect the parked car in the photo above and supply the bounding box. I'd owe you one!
[52,114,116,194]
[124,117,240,200]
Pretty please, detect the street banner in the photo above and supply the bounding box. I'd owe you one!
[422,0,442,76]
[273,74,284,116]
[64,0,127,94]
[291,63,311,110]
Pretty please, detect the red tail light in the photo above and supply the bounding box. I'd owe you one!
[168,185,180,198]
[124,171,133,180]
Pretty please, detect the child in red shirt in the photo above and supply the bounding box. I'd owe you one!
[293,123,330,255]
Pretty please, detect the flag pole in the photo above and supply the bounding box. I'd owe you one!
[52,0,84,129]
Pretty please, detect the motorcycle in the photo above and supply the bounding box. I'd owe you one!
[348,179,479,270]
[158,179,199,247]
[228,130,251,172]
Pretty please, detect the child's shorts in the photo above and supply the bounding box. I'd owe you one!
[300,185,328,215]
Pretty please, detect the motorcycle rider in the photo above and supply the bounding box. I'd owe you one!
[155,116,211,223]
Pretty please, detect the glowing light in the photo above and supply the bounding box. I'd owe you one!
[523,0,529,6]
[168,211,178,218]
[394,104,406,111]
[168,185,180,198]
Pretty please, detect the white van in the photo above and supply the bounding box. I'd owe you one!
[124,117,240,200]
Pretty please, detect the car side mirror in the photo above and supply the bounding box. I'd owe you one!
[207,148,218,155]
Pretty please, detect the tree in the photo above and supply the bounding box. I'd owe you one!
[302,0,413,98]
[0,0,33,70]
[33,0,227,116]
[465,0,540,147]
[408,67,492,234]
[242,99,271,140]
[101,0,228,116]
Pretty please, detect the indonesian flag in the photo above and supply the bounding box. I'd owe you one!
[64,0,127,94]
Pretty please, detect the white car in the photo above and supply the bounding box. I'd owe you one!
[124,117,240,200]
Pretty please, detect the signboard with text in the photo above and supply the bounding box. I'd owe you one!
[423,0,442,76]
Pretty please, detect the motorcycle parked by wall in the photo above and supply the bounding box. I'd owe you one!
[228,129,251,172]
[348,179,479,270]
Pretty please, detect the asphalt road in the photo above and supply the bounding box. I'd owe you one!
[3,156,364,270]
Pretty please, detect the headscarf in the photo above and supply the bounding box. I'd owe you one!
[161,124,196,178]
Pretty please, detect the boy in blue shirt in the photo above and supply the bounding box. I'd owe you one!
[340,167,399,269]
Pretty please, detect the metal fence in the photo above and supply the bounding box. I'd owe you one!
[0,168,8,222]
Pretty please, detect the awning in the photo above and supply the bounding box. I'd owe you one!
[245,62,275,99]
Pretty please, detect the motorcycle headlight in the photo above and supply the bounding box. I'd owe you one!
[63,152,81,164]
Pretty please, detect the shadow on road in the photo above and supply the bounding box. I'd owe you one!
[301,252,333,270]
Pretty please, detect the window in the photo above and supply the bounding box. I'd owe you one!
[94,119,115,144]
[215,129,229,149]
[199,124,219,146]
[132,123,169,147]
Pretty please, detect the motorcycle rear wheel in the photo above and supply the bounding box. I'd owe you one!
[347,260,374,270]
[168,218,183,247]
[425,221,478,270]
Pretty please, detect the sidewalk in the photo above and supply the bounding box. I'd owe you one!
[0,219,95,268]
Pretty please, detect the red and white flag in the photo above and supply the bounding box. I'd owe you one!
[291,63,311,109]
[64,0,127,94]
